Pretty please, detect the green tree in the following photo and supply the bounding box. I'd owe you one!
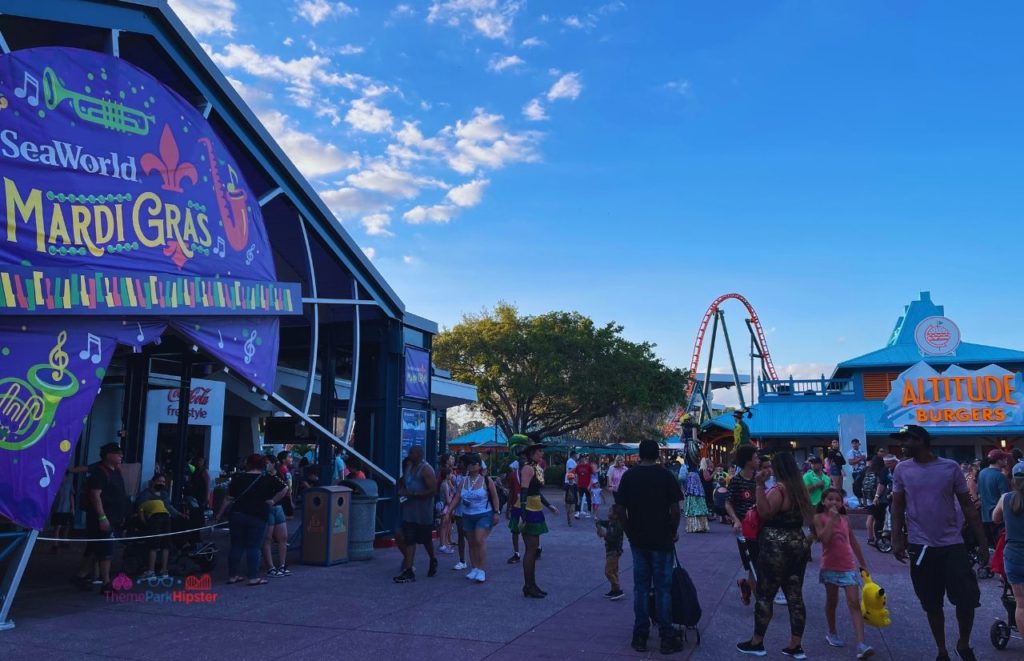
[434,303,687,442]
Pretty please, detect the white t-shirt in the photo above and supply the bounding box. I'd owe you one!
[565,458,577,485]
[590,484,603,506]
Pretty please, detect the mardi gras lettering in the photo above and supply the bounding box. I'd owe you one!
[4,178,211,259]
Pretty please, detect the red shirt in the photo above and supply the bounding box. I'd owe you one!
[576,462,594,489]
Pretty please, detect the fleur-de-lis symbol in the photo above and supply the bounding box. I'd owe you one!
[142,124,198,192]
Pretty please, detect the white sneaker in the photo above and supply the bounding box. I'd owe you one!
[826,632,845,648]
[774,593,787,605]
[855,642,874,659]
[574,512,581,519]
[466,568,480,580]
[453,561,467,570]
[473,570,486,583]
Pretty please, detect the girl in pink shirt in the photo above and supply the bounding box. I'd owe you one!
[814,488,873,659]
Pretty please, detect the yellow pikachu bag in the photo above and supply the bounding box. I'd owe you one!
[860,570,891,628]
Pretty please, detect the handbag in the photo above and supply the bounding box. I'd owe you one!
[741,506,761,540]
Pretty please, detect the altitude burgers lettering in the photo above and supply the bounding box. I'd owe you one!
[901,374,1017,423]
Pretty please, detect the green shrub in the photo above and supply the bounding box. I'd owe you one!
[544,464,565,485]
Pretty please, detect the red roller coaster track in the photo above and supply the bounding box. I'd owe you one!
[666,294,778,437]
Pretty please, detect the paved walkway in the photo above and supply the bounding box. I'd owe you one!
[0,499,1014,660]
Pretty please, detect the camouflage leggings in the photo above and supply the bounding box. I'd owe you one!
[754,527,809,637]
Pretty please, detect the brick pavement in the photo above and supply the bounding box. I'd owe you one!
[0,496,1014,660]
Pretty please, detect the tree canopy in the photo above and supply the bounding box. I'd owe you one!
[433,303,687,442]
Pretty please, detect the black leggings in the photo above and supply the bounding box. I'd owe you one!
[754,527,808,638]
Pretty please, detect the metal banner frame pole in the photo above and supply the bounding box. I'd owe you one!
[0,529,39,631]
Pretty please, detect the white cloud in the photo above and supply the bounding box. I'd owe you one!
[404,204,458,224]
[446,179,489,207]
[346,161,447,199]
[392,4,415,18]
[520,36,544,47]
[487,54,524,72]
[298,0,356,26]
[339,44,365,55]
[360,213,393,236]
[775,363,837,380]
[257,110,360,178]
[314,102,343,126]
[283,37,294,46]
[362,247,376,260]
[168,0,236,36]
[449,109,541,174]
[207,43,386,105]
[427,1,523,41]
[319,187,392,219]
[403,255,418,264]
[225,76,272,106]
[563,15,593,30]
[522,97,547,121]
[664,79,691,95]
[547,72,582,101]
[345,98,395,134]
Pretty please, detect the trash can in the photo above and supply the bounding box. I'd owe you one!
[302,486,351,565]
[341,479,378,561]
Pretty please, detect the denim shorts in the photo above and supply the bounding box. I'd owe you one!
[268,504,286,526]
[462,511,495,532]
[819,569,862,587]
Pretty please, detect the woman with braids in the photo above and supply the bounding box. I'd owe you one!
[737,451,815,659]
[519,443,558,598]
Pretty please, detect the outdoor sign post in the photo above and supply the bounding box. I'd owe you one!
[0,47,301,629]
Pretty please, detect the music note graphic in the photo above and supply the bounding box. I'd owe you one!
[217,330,224,349]
[78,333,102,364]
[243,330,257,365]
[39,458,55,488]
[245,244,256,266]
[214,237,226,257]
[14,71,40,107]
[49,330,70,381]
[136,323,145,342]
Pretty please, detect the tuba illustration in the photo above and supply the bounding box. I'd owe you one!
[0,363,79,452]
[42,66,155,136]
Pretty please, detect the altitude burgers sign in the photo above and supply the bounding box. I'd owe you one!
[882,361,1024,427]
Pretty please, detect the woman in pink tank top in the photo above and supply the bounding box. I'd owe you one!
[814,488,874,659]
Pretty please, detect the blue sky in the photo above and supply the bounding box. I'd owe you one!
[169,1,1024,396]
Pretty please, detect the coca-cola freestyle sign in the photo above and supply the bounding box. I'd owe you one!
[148,378,224,426]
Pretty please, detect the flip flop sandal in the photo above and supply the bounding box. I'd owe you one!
[226,576,245,585]
[247,578,269,586]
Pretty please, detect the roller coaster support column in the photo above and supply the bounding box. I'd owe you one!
[719,311,746,410]
[698,312,719,424]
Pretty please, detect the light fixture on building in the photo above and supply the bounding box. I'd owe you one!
[790,441,797,449]
[1001,439,1008,449]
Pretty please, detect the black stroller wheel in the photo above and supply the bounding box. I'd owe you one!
[977,566,994,580]
[991,620,1011,650]
[876,538,892,553]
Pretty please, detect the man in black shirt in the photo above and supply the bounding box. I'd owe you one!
[614,439,684,654]
[74,442,128,593]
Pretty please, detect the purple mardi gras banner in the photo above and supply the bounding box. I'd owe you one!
[404,346,430,400]
[170,317,279,392]
[0,47,301,316]
[0,318,167,530]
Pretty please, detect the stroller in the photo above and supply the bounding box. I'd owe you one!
[964,522,994,579]
[989,530,1021,650]
[874,509,892,554]
[120,513,218,577]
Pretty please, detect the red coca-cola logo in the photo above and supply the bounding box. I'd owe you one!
[167,386,212,406]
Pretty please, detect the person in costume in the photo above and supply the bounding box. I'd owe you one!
[733,409,752,453]
[520,443,559,598]
[505,436,530,564]
[683,441,710,533]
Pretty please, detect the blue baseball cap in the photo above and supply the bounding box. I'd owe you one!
[1013,461,1024,477]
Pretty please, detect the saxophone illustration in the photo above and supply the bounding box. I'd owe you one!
[199,137,249,252]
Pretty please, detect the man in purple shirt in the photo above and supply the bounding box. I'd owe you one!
[891,425,987,661]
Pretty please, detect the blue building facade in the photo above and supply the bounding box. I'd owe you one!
[706,292,1024,462]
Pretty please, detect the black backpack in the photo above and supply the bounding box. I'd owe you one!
[648,551,702,643]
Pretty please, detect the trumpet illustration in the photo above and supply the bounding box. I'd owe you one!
[0,332,80,451]
[42,66,155,136]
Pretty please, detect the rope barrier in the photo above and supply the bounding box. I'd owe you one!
[36,521,228,543]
